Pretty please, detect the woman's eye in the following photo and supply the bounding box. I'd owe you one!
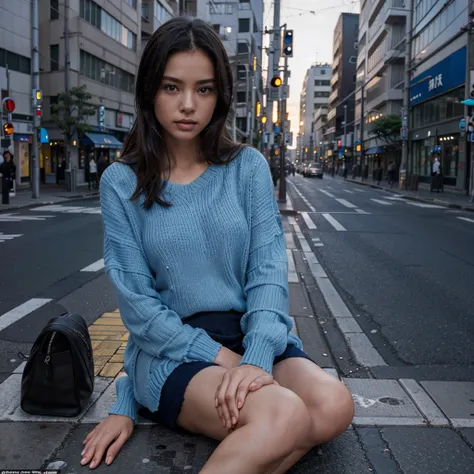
[199,87,214,94]
[164,84,177,92]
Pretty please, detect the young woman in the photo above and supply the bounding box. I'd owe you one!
[81,17,354,473]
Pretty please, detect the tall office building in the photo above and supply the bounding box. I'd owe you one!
[0,0,34,186]
[355,0,409,173]
[298,63,332,161]
[327,12,359,168]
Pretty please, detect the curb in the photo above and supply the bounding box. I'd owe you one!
[0,192,100,213]
[346,178,474,212]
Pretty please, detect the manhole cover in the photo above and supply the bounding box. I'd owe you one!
[379,397,404,406]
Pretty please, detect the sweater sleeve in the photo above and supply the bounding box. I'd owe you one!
[100,167,222,364]
[238,154,296,374]
[108,375,140,423]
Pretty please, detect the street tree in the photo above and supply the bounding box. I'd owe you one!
[51,85,96,170]
[369,114,402,159]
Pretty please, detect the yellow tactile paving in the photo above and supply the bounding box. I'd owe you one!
[89,309,129,377]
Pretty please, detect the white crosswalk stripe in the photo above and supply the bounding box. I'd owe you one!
[0,232,23,243]
[319,189,335,198]
[336,198,357,209]
[406,202,444,209]
[0,213,55,222]
[30,205,101,214]
[343,190,354,194]
[457,216,474,224]
[371,199,393,206]
[301,212,317,229]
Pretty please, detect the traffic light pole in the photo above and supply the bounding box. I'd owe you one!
[31,0,40,199]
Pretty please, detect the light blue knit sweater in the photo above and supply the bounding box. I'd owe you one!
[100,146,303,422]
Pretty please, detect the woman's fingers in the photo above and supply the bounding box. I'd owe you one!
[235,375,256,412]
[105,432,130,466]
[248,374,274,392]
[216,372,232,428]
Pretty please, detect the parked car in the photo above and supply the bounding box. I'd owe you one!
[303,163,323,178]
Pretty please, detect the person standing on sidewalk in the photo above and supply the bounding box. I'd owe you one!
[80,17,354,473]
[1,150,16,204]
[387,161,396,188]
[88,158,98,190]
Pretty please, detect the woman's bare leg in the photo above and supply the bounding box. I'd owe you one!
[177,365,312,474]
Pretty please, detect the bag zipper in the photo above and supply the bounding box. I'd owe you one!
[44,331,56,379]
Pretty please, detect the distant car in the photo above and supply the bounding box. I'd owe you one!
[303,163,323,178]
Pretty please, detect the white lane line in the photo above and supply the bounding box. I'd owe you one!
[355,209,371,215]
[312,237,324,247]
[0,298,52,333]
[0,213,55,222]
[371,199,393,206]
[319,189,335,198]
[457,216,474,223]
[384,196,407,201]
[343,190,354,194]
[406,202,444,209]
[322,213,347,231]
[0,233,23,243]
[292,222,386,367]
[80,258,105,272]
[336,198,357,209]
[353,188,365,193]
[301,212,317,229]
[286,249,299,283]
[287,181,316,212]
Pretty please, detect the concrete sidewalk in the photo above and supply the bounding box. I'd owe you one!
[0,185,99,212]
[342,176,474,212]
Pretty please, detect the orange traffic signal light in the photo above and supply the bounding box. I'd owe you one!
[270,76,282,87]
[3,122,14,136]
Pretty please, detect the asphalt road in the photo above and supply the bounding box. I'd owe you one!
[287,173,474,381]
[0,199,116,383]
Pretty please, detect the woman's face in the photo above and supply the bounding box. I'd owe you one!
[3,153,11,162]
[154,50,217,144]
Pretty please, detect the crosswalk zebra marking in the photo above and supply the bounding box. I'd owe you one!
[30,205,101,214]
[371,199,393,206]
[0,213,55,222]
[0,233,23,243]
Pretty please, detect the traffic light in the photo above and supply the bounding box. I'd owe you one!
[2,97,15,137]
[270,76,282,88]
[282,30,293,57]
[256,101,261,117]
[261,115,267,124]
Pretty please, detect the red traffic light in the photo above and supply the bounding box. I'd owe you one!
[2,97,15,113]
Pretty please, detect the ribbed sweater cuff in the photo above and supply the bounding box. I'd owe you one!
[239,334,275,374]
[108,376,138,424]
[187,330,222,363]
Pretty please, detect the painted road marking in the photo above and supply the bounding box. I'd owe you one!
[353,188,365,193]
[322,213,347,231]
[81,258,105,272]
[371,199,393,206]
[31,205,101,214]
[312,237,324,247]
[336,198,357,209]
[301,212,317,229]
[288,181,316,212]
[406,202,444,209]
[457,216,474,224]
[343,190,354,194]
[0,298,52,333]
[355,209,371,214]
[319,189,335,198]
[0,233,23,243]
[0,213,55,222]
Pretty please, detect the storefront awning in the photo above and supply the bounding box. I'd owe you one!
[365,146,384,155]
[83,133,123,149]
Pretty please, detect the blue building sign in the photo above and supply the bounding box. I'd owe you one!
[409,47,466,106]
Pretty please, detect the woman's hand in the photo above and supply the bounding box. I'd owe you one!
[213,346,242,369]
[81,414,134,469]
[215,364,276,430]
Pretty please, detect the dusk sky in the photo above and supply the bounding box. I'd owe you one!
[263,0,360,136]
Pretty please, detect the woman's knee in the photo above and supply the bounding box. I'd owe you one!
[307,382,354,444]
[242,385,311,444]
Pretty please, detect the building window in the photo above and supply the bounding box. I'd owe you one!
[210,2,234,14]
[237,42,249,54]
[320,69,327,75]
[239,0,251,10]
[126,0,137,8]
[237,65,247,81]
[0,48,31,75]
[142,2,149,19]
[50,0,59,20]
[239,18,250,33]
[314,80,330,86]
[155,0,172,24]
[314,91,330,98]
[50,95,58,116]
[80,50,135,93]
[50,45,59,71]
[236,91,246,103]
[236,117,247,132]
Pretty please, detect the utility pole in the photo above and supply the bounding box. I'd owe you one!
[359,82,365,179]
[269,0,281,153]
[64,0,70,93]
[400,0,414,189]
[343,103,348,156]
[278,55,288,202]
[31,0,40,199]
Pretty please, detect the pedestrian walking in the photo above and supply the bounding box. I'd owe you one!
[387,161,396,189]
[97,154,108,183]
[80,17,353,472]
[88,158,98,190]
[1,150,16,205]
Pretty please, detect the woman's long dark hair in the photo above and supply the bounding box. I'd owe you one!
[121,16,242,208]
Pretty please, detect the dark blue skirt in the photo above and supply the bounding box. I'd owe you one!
[138,311,312,430]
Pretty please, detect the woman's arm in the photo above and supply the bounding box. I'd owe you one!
[100,166,223,364]
[238,154,296,374]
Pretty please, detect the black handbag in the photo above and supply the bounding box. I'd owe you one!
[20,312,95,417]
